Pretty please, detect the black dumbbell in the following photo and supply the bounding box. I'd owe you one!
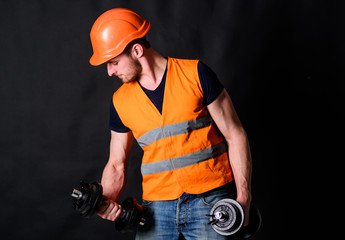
[71,181,145,232]
[208,198,262,238]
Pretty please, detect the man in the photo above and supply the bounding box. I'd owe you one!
[89,8,252,240]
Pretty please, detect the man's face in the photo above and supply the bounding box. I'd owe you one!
[107,53,142,83]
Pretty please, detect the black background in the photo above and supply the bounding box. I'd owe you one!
[0,0,343,239]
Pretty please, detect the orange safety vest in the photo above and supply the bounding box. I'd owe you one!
[113,57,233,201]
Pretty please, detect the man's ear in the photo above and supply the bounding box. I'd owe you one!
[131,43,144,58]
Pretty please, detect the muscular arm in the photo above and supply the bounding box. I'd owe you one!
[207,89,252,226]
[97,130,134,221]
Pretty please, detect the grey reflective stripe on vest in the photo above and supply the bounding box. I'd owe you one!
[137,115,213,148]
[141,141,227,175]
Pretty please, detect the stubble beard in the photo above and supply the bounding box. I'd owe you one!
[121,56,142,84]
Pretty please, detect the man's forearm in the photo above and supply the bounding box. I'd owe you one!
[226,127,252,225]
[100,131,133,202]
[227,128,252,200]
[101,160,127,202]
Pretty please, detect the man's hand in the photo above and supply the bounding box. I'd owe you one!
[97,199,122,221]
[236,195,251,226]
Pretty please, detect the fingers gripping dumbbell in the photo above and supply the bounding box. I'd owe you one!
[208,198,262,238]
[71,181,145,232]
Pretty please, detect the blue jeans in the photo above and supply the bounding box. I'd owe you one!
[136,182,236,240]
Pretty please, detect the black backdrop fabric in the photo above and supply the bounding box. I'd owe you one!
[0,0,343,239]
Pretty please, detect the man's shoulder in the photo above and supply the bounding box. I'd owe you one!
[169,57,199,65]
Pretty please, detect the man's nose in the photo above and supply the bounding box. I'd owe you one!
[107,63,117,77]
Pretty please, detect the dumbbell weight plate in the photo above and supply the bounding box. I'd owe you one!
[235,205,262,239]
[115,198,144,232]
[209,198,244,236]
[72,182,103,218]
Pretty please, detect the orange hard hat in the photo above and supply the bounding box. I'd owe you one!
[89,8,151,66]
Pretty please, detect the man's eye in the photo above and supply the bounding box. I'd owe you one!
[112,62,118,65]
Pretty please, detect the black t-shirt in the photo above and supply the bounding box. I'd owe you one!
[109,61,223,132]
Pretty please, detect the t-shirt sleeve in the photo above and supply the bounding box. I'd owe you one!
[198,61,224,106]
[109,99,131,133]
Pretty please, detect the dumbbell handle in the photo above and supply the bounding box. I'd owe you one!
[71,189,83,199]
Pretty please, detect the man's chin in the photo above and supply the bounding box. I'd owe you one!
[121,78,134,84]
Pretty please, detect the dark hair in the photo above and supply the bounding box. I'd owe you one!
[124,37,151,54]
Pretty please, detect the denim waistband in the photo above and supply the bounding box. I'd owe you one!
[195,181,236,198]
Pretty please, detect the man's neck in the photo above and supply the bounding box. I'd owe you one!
[137,48,167,91]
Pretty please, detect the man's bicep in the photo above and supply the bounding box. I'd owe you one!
[207,89,243,139]
[109,130,134,164]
